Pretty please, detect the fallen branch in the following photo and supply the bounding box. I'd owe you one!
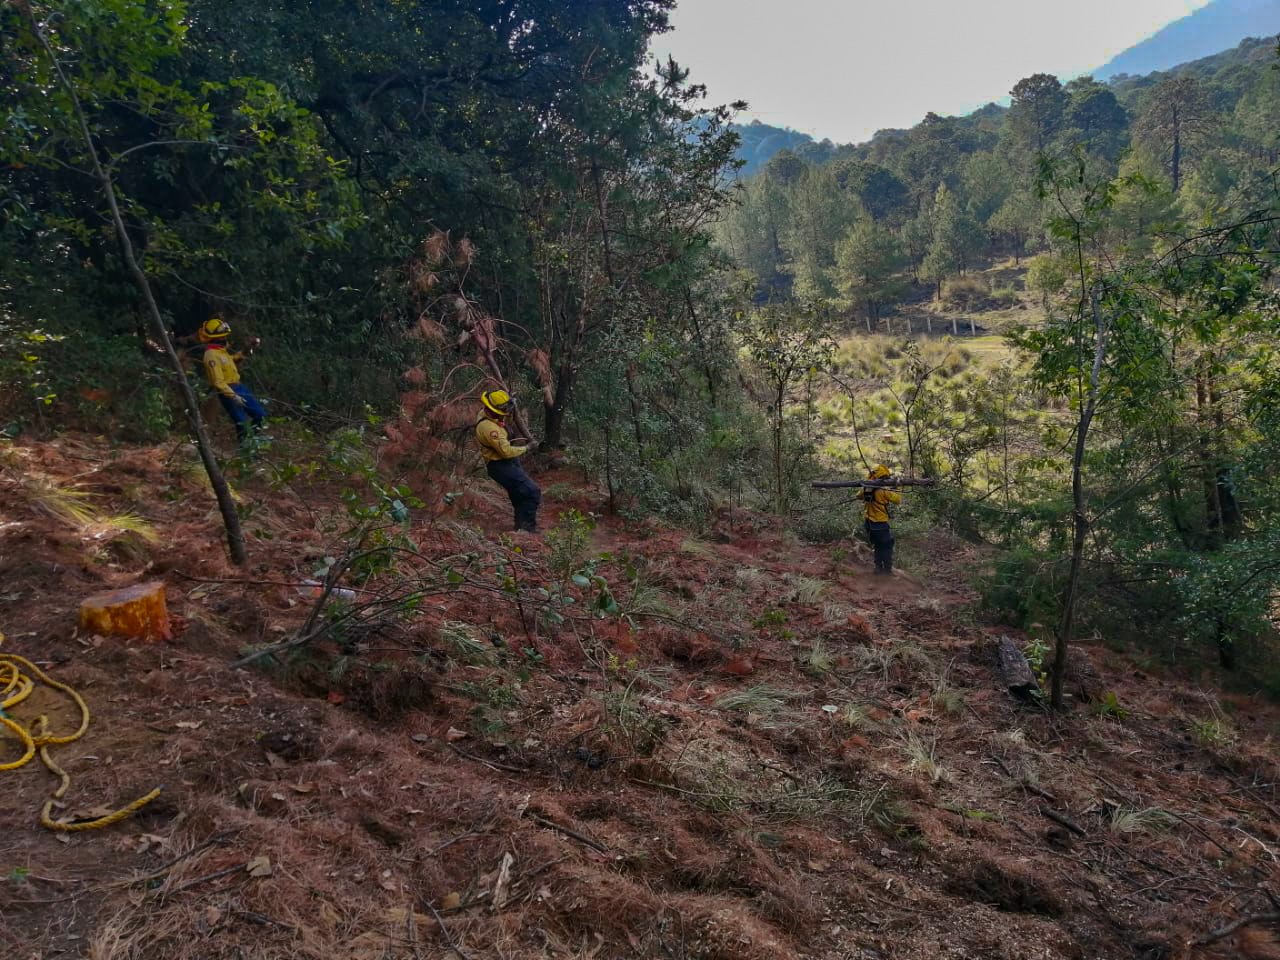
[447,744,528,775]
[1167,810,1235,861]
[526,812,608,853]
[1192,912,1280,946]
[157,862,246,898]
[428,831,481,857]
[1022,782,1059,803]
[124,831,238,887]
[423,897,472,960]
[1040,806,1087,837]
[235,910,295,931]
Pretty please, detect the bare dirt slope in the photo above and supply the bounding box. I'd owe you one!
[1,433,1277,960]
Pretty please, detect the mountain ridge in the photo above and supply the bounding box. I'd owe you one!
[1095,0,1280,78]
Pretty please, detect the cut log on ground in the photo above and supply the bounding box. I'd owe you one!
[997,635,1039,700]
[79,581,170,641]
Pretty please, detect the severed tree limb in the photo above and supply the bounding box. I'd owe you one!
[1193,912,1280,946]
[18,1,247,565]
[422,897,472,960]
[526,812,608,854]
[1040,806,1088,837]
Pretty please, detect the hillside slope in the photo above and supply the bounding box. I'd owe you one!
[1,433,1278,960]
[1096,0,1280,79]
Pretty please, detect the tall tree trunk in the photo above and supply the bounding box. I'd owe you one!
[1195,362,1222,547]
[773,384,785,513]
[544,308,586,448]
[625,363,645,456]
[1171,117,1182,193]
[684,290,719,405]
[1052,290,1107,709]
[1207,376,1242,540]
[603,421,616,514]
[544,368,572,450]
[24,5,246,565]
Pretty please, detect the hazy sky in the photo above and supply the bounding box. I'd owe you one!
[655,0,1213,143]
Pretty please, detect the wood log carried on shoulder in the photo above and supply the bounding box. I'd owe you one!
[811,477,938,490]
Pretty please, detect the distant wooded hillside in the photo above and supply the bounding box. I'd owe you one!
[1096,0,1280,79]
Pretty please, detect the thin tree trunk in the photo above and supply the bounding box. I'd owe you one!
[544,318,582,448]
[1208,374,1242,540]
[773,383,785,513]
[1052,290,1107,709]
[684,290,719,404]
[23,4,246,565]
[1195,361,1222,547]
[604,420,616,514]
[625,363,645,456]
[1171,120,1182,193]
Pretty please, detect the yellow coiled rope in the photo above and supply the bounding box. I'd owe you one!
[1,632,162,831]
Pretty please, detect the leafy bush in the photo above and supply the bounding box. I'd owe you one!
[981,545,1063,629]
[941,276,991,308]
[795,508,856,544]
[990,286,1020,307]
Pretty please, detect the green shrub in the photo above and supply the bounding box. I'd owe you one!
[941,276,991,308]
[795,508,856,544]
[981,545,1063,629]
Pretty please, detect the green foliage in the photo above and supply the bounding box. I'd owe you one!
[545,510,596,582]
[983,546,1064,629]
[1091,691,1129,721]
[740,302,834,512]
[1025,253,1070,305]
[922,183,984,291]
[832,220,907,324]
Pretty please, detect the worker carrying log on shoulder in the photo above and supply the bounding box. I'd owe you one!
[811,468,936,576]
[860,463,901,575]
[476,389,542,533]
[197,318,266,445]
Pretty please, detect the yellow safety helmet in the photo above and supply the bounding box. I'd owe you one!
[480,389,514,417]
[198,318,231,343]
[869,463,892,480]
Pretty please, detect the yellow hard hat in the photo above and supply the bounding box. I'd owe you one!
[198,318,231,343]
[480,389,513,417]
[869,463,892,480]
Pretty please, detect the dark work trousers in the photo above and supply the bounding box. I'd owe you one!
[218,383,266,440]
[487,457,542,532]
[865,520,895,573]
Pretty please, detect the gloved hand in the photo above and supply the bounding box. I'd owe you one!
[525,439,540,452]
[228,393,246,407]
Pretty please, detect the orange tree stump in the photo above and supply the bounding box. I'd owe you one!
[78,581,170,641]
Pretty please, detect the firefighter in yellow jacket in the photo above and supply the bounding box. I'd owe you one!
[862,463,902,575]
[476,390,541,533]
[197,318,265,442]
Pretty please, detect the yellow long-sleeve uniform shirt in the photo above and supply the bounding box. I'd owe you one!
[863,487,902,523]
[201,346,245,398]
[476,417,528,462]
